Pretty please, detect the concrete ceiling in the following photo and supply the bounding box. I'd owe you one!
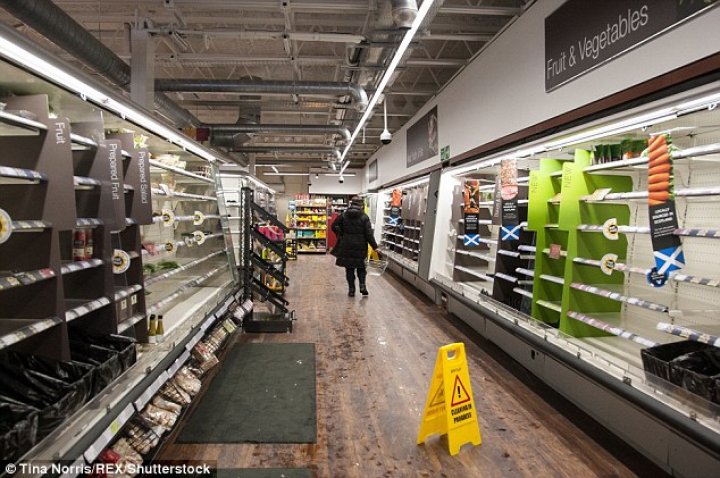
[0,0,529,175]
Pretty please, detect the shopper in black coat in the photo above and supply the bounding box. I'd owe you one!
[332,196,379,297]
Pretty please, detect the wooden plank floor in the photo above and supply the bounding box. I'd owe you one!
[160,255,666,477]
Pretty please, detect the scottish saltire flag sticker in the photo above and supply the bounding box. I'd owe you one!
[463,234,481,246]
[501,224,521,241]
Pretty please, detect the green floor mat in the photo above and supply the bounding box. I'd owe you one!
[177,343,316,444]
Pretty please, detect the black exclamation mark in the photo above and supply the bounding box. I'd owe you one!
[457,386,461,399]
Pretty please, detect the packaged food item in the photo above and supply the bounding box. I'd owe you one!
[159,382,191,406]
[125,419,160,455]
[140,403,178,431]
[151,395,182,415]
[192,342,219,374]
[84,231,94,259]
[156,315,165,343]
[173,367,201,396]
[148,315,157,344]
[110,437,143,476]
[73,230,86,261]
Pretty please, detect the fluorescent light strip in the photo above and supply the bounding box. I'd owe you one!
[264,172,309,176]
[339,0,435,174]
[0,36,220,163]
[381,176,430,193]
[544,110,677,149]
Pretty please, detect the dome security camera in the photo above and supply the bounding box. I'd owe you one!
[338,175,345,184]
[380,128,392,145]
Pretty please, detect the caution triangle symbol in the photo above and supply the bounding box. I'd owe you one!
[450,375,471,407]
[429,383,444,407]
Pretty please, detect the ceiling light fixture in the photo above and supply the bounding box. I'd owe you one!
[0,35,220,163]
[339,0,435,174]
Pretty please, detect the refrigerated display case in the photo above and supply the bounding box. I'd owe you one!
[428,83,720,475]
[0,22,246,469]
[377,178,431,274]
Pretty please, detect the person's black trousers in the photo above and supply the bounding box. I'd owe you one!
[345,266,367,289]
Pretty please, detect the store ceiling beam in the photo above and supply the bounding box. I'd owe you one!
[438,6,522,16]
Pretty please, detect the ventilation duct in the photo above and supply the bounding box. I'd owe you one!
[209,102,261,148]
[391,0,418,29]
[0,0,199,127]
[156,79,369,111]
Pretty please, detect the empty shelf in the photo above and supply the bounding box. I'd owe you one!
[537,300,562,313]
[0,268,55,291]
[0,166,47,184]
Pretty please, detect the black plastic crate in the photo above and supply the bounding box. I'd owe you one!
[0,398,39,461]
[69,330,137,372]
[640,340,712,384]
[670,348,720,405]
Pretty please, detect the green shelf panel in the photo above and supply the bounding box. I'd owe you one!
[528,158,567,325]
[558,148,635,337]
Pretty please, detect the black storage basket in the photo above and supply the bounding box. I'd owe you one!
[70,342,122,396]
[0,364,80,439]
[70,330,137,372]
[0,397,39,462]
[640,340,711,384]
[670,348,720,405]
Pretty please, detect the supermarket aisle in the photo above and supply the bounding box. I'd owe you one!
[160,255,663,477]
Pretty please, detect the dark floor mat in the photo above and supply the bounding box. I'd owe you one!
[179,469,312,478]
[177,343,316,444]
[218,470,312,478]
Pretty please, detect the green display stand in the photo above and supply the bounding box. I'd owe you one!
[558,149,633,336]
[526,150,634,335]
[527,158,568,326]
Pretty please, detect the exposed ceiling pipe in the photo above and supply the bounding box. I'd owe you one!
[391,0,418,29]
[230,146,341,155]
[156,79,369,111]
[148,28,366,44]
[0,0,199,128]
[204,124,351,141]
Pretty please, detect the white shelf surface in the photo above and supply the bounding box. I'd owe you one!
[570,282,720,314]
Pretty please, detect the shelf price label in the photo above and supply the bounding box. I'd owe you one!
[83,403,134,463]
[161,208,175,227]
[0,207,12,244]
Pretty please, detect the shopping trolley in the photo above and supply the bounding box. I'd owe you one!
[365,249,388,276]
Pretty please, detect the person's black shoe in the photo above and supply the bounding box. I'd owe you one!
[360,284,368,296]
[348,287,355,297]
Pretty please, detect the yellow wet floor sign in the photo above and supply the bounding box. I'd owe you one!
[417,342,482,455]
